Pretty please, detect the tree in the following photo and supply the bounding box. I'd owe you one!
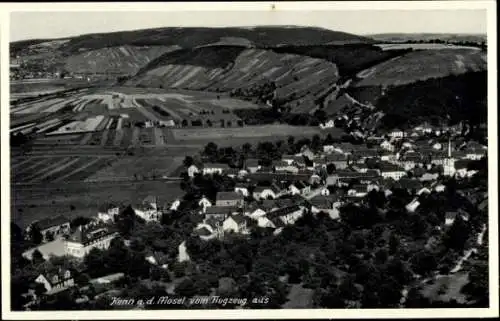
[183,156,194,168]
[29,224,43,245]
[326,163,336,175]
[181,119,188,127]
[32,249,45,263]
[204,142,218,159]
[70,216,92,229]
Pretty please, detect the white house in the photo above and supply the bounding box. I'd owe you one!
[253,186,278,200]
[234,185,250,197]
[273,161,299,173]
[323,145,335,153]
[187,164,199,178]
[405,198,420,213]
[97,204,120,223]
[245,207,267,220]
[170,199,181,211]
[379,163,406,180]
[434,184,446,193]
[320,119,335,129]
[65,223,119,258]
[380,140,395,152]
[320,187,330,196]
[388,129,404,139]
[35,269,74,294]
[198,196,212,212]
[202,163,230,175]
[177,241,191,262]
[222,215,250,234]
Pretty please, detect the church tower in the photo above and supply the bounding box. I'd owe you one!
[443,138,456,176]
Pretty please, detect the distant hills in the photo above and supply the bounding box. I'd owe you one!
[11,26,488,130]
[369,33,486,44]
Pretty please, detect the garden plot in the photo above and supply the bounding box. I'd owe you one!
[12,98,66,114]
[84,156,183,182]
[16,157,74,182]
[47,115,106,135]
[29,157,82,183]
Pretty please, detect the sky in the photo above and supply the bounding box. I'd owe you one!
[10,9,487,42]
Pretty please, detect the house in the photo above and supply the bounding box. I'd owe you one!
[177,241,191,262]
[454,160,477,178]
[323,145,335,153]
[396,178,423,194]
[434,184,446,193]
[234,184,250,197]
[133,196,161,222]
[215,192,244,207]
[309,174,322,186]
[288,181,311,196]
[379,163,406,180]
[204,206,239,221]
[193,224,218,241]
[352,163,370,173]
[420,172,439,182]
[202,163,230,175]
[416,187,432,196]
[159,119,176,127]
[26,215,71,242]
[145,251,169,269]
[253,186,279,200]
[347,184,368,198]
[320,119,335,129]
[245,159,261,173]
[299,146,315,160]
[222,215,250,234]
[444,212,458,226]
[198,196,212,212]
[273,160,299,173]
[187,164,199,178]
[268,205,305,225]
[169,199,181,211]
[380,140,395,151]
[405,198,420,213]
[320,187,330,196]
[324,153,349,170]
[65,222,119,258]
[97,203,120,223]
[400,152,423,170]
[309,195,342,220]
[35,269,75,294]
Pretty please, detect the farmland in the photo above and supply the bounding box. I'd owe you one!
[374,43,482,51]
[11,180,184,228]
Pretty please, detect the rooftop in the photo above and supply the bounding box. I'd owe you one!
[216,191,244,201]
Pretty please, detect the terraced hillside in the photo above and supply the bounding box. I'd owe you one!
[65,45,180,75]
[128,46,341,112]
[354,48,486,87]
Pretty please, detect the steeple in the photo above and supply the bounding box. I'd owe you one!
[448,137,452,158]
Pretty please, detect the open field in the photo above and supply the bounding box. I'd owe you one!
[172,125,327,141]
[11,155,118,184]
[10,78,90,94]
[420,272,470,304]
[11,181,184,228]
[84,156,183,182]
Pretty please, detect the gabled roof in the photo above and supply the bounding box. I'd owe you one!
[31,215,69,231]
[379,162,405,172]
[226,214,249,225]
[205,206,239,215]
[40,268,74,285]
[204,163,230,169]
[216,191,244,201]
[98,203,119,213]
[455,159,472,169]
[267,205,302,219]
[67,223,117,245]
[194,226,213,236]
[245,159,260,167]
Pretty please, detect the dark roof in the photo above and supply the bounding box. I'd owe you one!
[204,163,230,169]
[309,195,337,208]
[194,227,213,236]
[143,195,158,205]
[455,159,472,169]
[379,162,405,172]
[226,214,248,225]
[32,215,69,231]
[216,191,243,201]
[98,203,119,213]
[324,154,348,162]
[267,205,302,219]
[41,268,74,285]
[205,206,239,215]
[245,159,260,167]
[67,223,117,245]
[395,178,423,190]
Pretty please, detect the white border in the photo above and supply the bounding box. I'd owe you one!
[1,1,498,319]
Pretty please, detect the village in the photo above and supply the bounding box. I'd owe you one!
[13,119,488,309]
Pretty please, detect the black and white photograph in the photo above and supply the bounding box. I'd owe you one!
[1,1,498,319]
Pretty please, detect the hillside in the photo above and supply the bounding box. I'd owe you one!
[353,49,486,87]
[64,45,179,75]
[346,71,487,129]
[127,45,341,112]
